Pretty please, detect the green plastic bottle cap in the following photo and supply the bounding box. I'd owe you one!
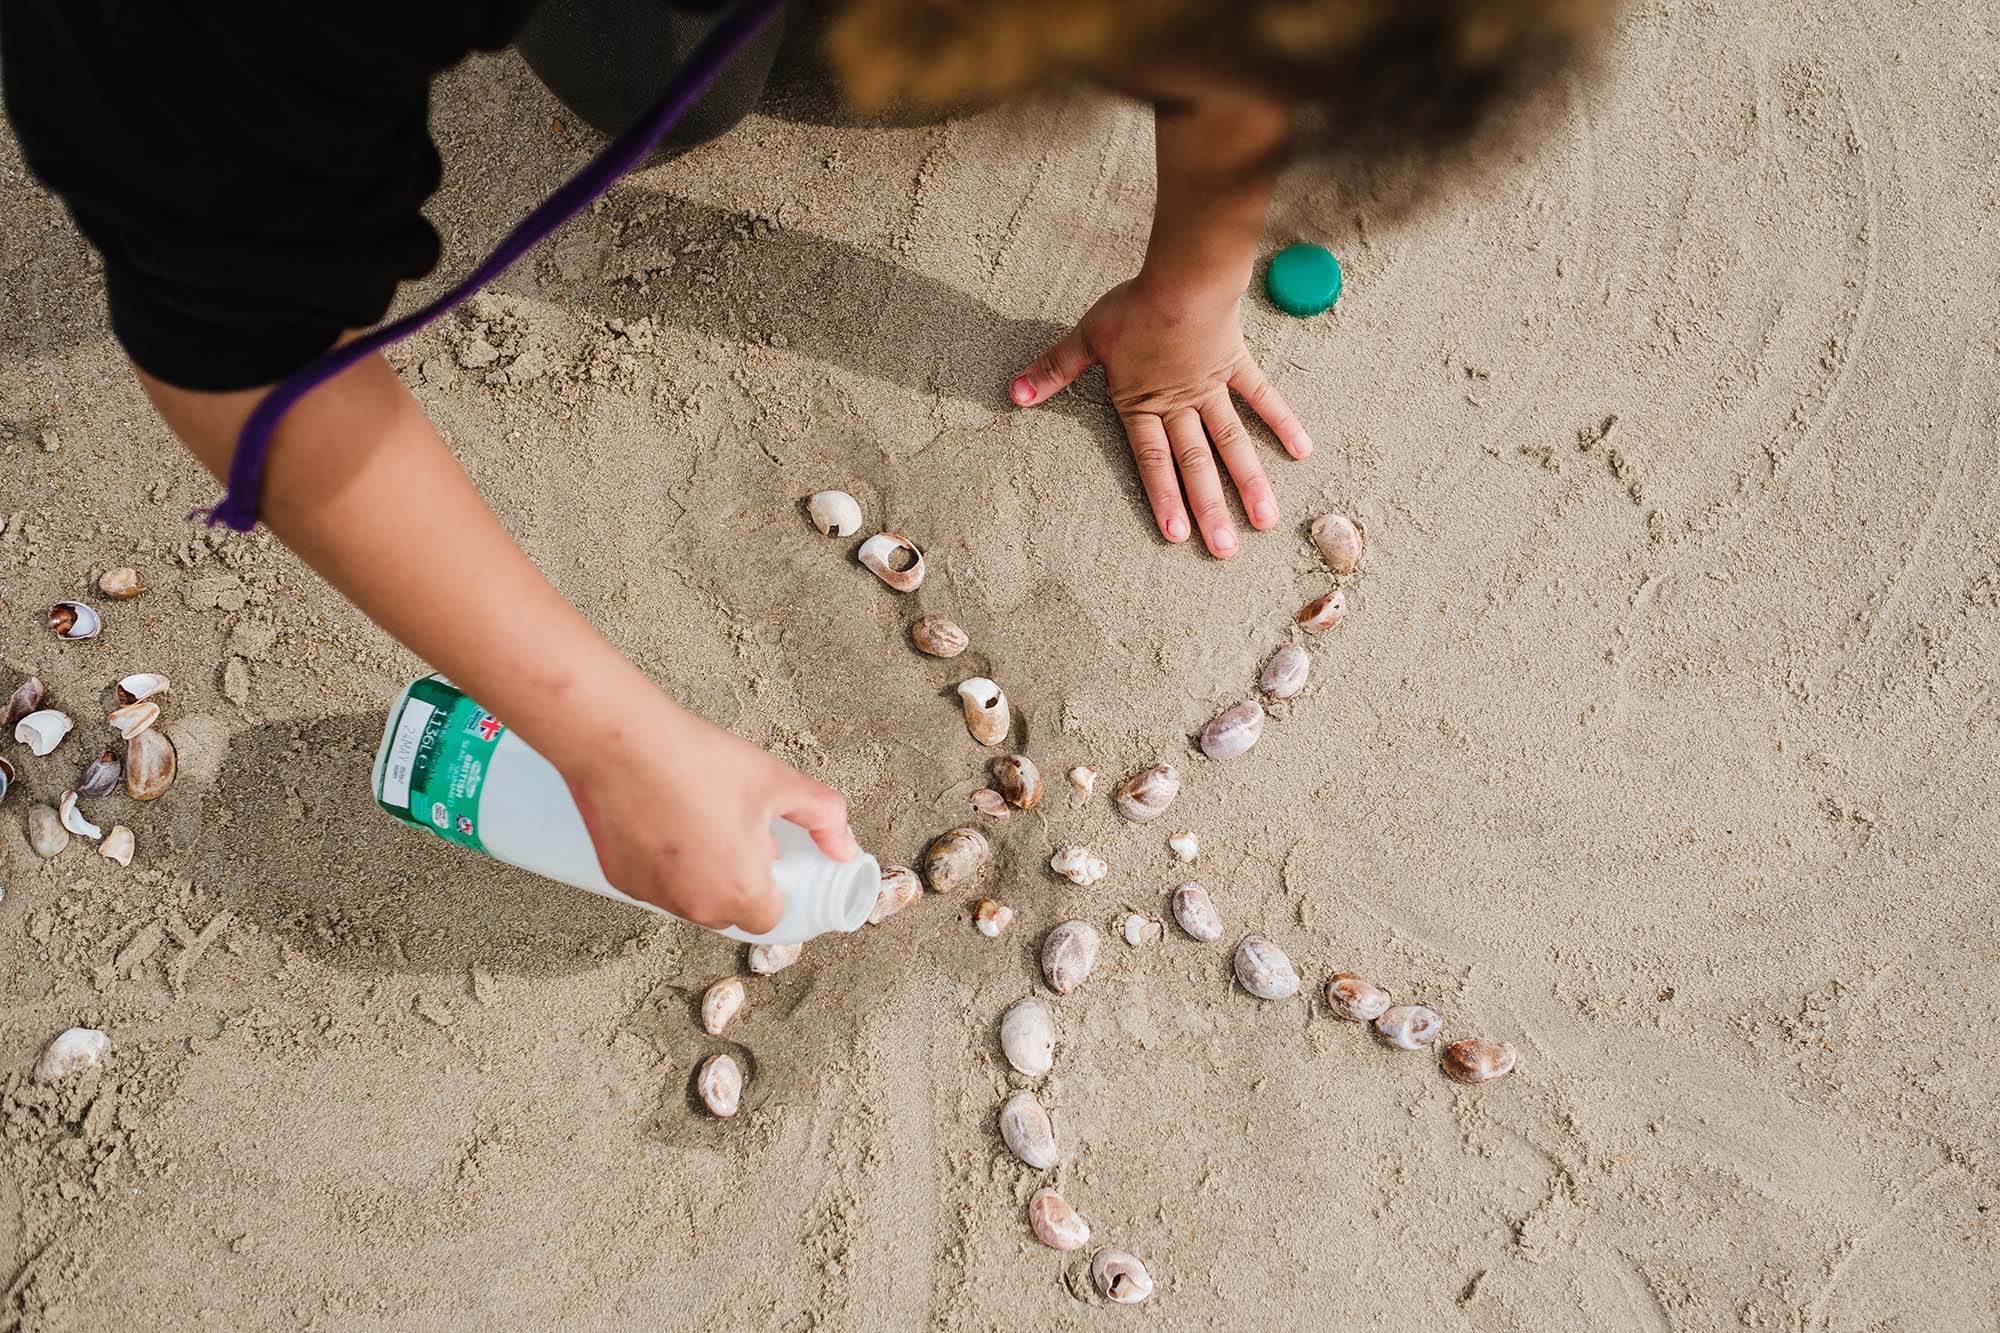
[1265,243,1343,317]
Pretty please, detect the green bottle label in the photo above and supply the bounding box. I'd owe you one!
[376,675,503,853]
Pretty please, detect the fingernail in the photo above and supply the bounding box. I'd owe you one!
[1010,378,1034,405]
[1252,500,1276,527]
[1295,437,1314,458]
[1166,516,1188,542]
[1215,529,1238,555]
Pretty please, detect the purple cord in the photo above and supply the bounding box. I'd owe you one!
[200,0,786,531]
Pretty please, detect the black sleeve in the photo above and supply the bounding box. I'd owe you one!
[0,2,533,391]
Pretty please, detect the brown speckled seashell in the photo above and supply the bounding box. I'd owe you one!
[1442,1037,1517,1084]
[1311,512,1364,575]
[1298,588,1347,633]
[922,827,991,893]
[1112,764,1179,823]
[910,613,968,657]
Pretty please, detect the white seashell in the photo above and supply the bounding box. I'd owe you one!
[100,824,135,868]
[997,1089,1058,1169]
[972,898,1014,937]
[697,1053,744,1118]
[1067,765,1097,798]
[1112,764,1179,823]
[1325,972,1392,1022]
[999,997,1055,1077]
[1374,1003,1443,1050]
[1170,883,1223,942]
[27,804,69,858]
[1091,1250,1154,1305]
[992,754,1041,809]
[1027,1188,1090,1251]
[34,1028,110,1083]
[15,708,74,757]
[956,678,1010,746]
[59,791,103,841]
[806,489,862,537]
[76,749,122,799]
[701,977,745,1036]
[1310,512,1365,574]
[748,942,802,976]
[1298,588,1348,633]
[970,787,1010,819]
[1122,914,1163,947]
[1049,846,1107,888]
[98,567,146,599]
[1040,921,1101,995]
[48,601,101,640]
[858,532,924,591]
[869,864,922,924]
[108,700,160,740]
[1233,934,1300,1000]
[125,728,177,801]
[1259,643,1310,700]
[115,672,171,705]
[910,613,969,658]
[1169,831,1199,863]
[1442,1037,1518,1084]
[1199,700,1265,760]
[4,676,47,731]
[922,827,991,893]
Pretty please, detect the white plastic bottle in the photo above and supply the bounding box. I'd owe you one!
[372,675,879,945]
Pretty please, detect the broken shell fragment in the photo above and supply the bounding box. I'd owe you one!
[1260,643,1310,700]
[869,864,922,924]
[973,898,1014,937]
[701,977,745,1036]
[1067,766,1097,798]
[98,567,145,599]
[48,601,101,641]
[970,787,1010,820]
[1234,934,1300,1000]
[0,755,12,802]
[1311,512,1365,575]
[34,1028,109,1083]
[1170,883,1223,942]
[125,727,177,801]
[1000,997,1055,1077]
[910,613,968,658]
[697,1052,743,1118]
[956,678,1010,746]
[115,673,171,705]
[1113,764,1179,824]
[76,749,122,799]
[100,824,135,868]
[858,532,924,592]
[59,791,102,841]
[1199,700,1265,761]
[1298,588,1348,633]
[108,700,160,740]
[1027,1188,1090,1252]
[1442,1038,1518,1084]
[4,676,47,730]
[27,804,68,858]
[805,489,862,538]
[747,942,801,976]
[15,708,74,757]
[998,1089,1058,1170]
[992,754,1041,809]
[1169,831,1199,863]
[1048,846,1107,888]
[1374,1003,1444,1050]
[1121,914,1163,947]
[1325,972,1393,1022]
[1040,921,1101,995]
[1091,1250,1154,1306]
[921,827,991,893]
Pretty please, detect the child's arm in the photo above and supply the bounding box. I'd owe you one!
[1011,89,1312,558]
[139,352,858,934]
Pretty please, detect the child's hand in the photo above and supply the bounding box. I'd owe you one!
[1010,276,1311,558]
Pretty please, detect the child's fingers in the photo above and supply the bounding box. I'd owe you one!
[1121,411,1188,544]
[1230,361,1313,459]
[1165,409,1237,557]
[1011,330,1094,407]
[1199,395,1277,530]
[777,774,859,861]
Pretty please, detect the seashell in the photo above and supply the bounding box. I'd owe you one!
[1374,1003,1444,1050]
[701,977,745,1035]
[1199,700,1265,760]
[98,567,146,599]
[3,676,47,730]
[1170,883,1223,942]
[1040,920,1100,995]
[1027,1188,1090,1251]
[956,678,1010,746]
[997,1089,1058,1169]
[108,700,160,740]
[910,613,968,658]
[76,750,122,799]
[1169,831,1199,863]
[992,754,1041,809]
[697,1053,743,1118]
[115,673,171,705]
[1048,846,1107,888]
[100,824,135,868]
[1325,972,1393,1022]
[1122,914,1163,947]
[806,489,862,537]
[1113,764,1179,824]
[34,1028,109,1083]
[921,827,990,893]
[1091,1250,1154,1305]
[1298,588,1348,633]
[1234,934,1300,1000]
[1067,765,1097,798]
[48,601,102,641]
[1442,1037,1518,1084]
[59,791,103,841]
[858,532,924,592]
[748,942,801,976]
[869,864,922,924]
[1260,643,1310,700]
[15,708,74,757]
[0,755,12,802]
[27,804,69,858]
[973,898,1014,937]
[999,998,1055,1077]
[125,728,177,801]
[1311,512,1365,574]
[970,787,1010,820]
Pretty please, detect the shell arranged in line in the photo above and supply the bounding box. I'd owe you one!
[1067,766,1097,798]
[701,977,745,1036]
[3,677,47,731]
[697,1053,743,1118]
[48,601,101,641]
[1040,921,1101,995]
[1091,1250,1154,1305]
[921,827,991,893]
[115,673,171,705]
[76,750,122,799]
[15,708,74,757]
[1170,883,1223,942]
[1442,1038,1518,1084]
[1259,644,1310,700]
[1112,764,1179,824]
[956,678,1010,746]
[27,804,68,858]
[992,754,1041,809]
[869,864,923,924]
[1311,512,1364,574]
[100,824,135,868]
[999,997,1055,1077]
[1298,588,1348,634]
[806,489,862,537]
[108,700,160,740]
[126,728,176,801]
[997,1089,1058,1170]
[973,898,1014,937]
[1169,831,1199,863]
[748,942,802,976]
[970,787,1010,820]
[1199,700,1265,760]
[1374,1003,1443,1050]
[98,567,146,599]
[1048,846,1107,888]
[0,755,13,803]
[34,1028,109,1083]
[59,791,102,840]
[1234,934,1300,1000]
[858,532,924,592]
[1325,972,1393,1022]
[910,613,968,658]
[1121,914,1163,947]
[1027,1188,1090,1252]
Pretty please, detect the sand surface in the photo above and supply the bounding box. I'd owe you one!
[3,2,1998,1328]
